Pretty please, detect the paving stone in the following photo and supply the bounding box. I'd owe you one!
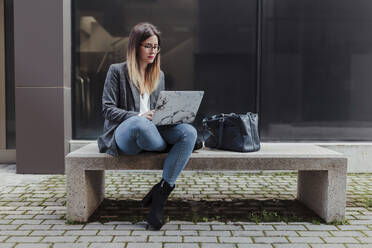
[201,244,235,248]
[0,207,17,211]
[83,224,115,230]
[41,236,77,242]
[337,225,371,231]
[232,230,265,236]
[310,245,346,248]
[199,231,231,236]
[288,236,323,243]
[64,230,98,235]
[0,230,31,236]
[357,237,372,243]
[346,245,372,248]
[212,224,243,230]
[244,225,275,231]
[160,224,179,230]
[7,202,30,207]
[0,224,19,230]
[165,230,198,236]
[112,236,147,242]
[26,211,54,215]
[262,222,287,225]
[103,221,132,225]
[201,221,231,225]
[51,225,84,230]
[18,224,52,230]
[0,235,7,241]
[304,225,338,231]
[0,244,16,248]
[149,236,182,242]
[167,221,194,224]
[77,235,113,242]
[219,236,253,243]
[126,243,162,248]
[297,231,331,236]
[238,245,272,248]
[15,245,51,248]
[275,225,307,231]
[164,244,199,248]
[115,224,146,230]
[348,220,372,225]
[352,215,372,220]
[89,244,125,248]
[265,231,299,237]
[254,237,288,243]
[0,220,12,224]
[132,230,165,236]
[11,220,43,224]
[96,230,130,235]
[330,231,366,237]
[53,244,89,248]
[30,230,64,236]
[184,236,218,243]
[180,225,211,230]
[273,245,310,248]
[322,237,359,243]
[41,220,66,225]
[286,222,310,225]
[4,215,35,220]
[6,236,42,242]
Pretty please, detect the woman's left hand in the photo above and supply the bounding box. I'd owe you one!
[140,110,155,120]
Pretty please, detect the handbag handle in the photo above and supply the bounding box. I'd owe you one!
[202,114,226,148]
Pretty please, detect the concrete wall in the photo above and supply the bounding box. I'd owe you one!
[14,0,71,173]
[317,143,372,173]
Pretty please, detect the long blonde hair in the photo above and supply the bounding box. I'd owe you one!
[126,22,161,95]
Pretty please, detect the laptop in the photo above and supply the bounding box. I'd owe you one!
[152,91,204,125]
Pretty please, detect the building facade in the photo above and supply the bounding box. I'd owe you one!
[1,0,372,173]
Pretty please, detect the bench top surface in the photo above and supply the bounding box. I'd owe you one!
[67,143,345,159]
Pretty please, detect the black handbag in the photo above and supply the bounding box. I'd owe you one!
[202,112,260,152]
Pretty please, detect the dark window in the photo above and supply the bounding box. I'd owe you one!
[260,0,372,141]
[73,0,372,141]
[73,0,258,139]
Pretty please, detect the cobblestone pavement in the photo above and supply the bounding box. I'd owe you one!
[0,164,371,248]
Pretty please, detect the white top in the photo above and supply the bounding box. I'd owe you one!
[138,92,150,116]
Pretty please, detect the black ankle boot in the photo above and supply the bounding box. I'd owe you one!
[141,180,163,207]
[146,179,175,230]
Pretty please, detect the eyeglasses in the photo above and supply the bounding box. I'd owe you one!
[140,43,161,53]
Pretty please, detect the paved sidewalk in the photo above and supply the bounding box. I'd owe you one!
[0,164,371,248]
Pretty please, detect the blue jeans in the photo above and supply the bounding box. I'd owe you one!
[114,116,197,186]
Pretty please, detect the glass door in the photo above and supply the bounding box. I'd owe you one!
[73,0,258,139]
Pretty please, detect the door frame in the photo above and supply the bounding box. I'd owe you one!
[0,0,6,150]
[0,0,15,164]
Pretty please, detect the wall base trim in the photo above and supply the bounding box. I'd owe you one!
[0,149,16,163]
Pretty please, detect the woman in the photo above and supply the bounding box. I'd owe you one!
[97,22,197,230]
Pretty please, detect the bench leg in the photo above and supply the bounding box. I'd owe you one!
[66,168,105,223]
[297,168,347,223]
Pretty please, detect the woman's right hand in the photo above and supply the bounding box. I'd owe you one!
[140,110,155,120]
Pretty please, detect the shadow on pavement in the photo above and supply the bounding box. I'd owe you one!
[89,198,323,224]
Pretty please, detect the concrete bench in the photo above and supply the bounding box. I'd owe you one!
[65,143,347,223]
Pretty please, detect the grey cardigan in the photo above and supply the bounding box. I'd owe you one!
[97,61,165,157]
